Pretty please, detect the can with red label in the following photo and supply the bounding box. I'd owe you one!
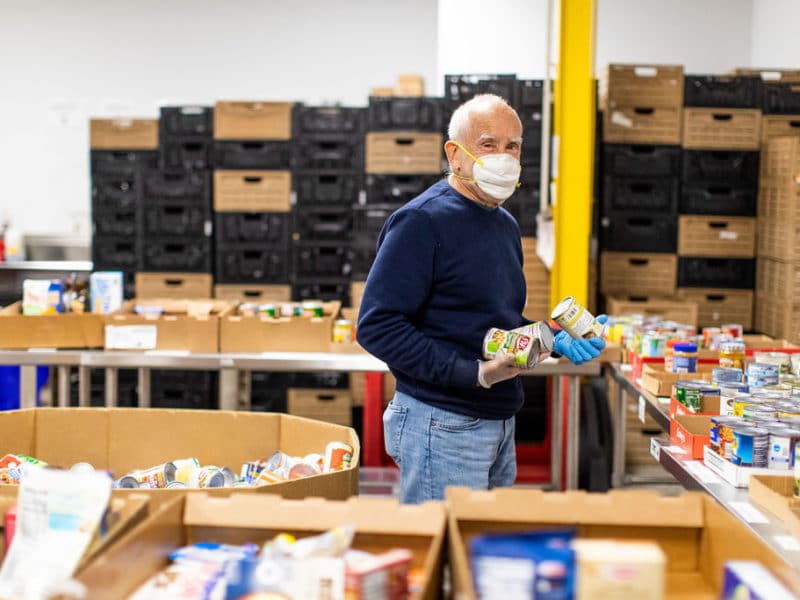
[482,328,540,368]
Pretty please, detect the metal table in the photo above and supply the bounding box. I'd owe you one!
[0,350,599,491]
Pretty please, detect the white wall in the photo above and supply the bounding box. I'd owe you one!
[0,0,438,237]
[750,0,800,69]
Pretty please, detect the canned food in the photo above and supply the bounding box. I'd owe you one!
[288,462,320,480]
[516,322,555,353]
[265,451,297,479]
[280,303,295,318]
[747,362,780,388]
[302,301,325,318]
[259,303,276,318]
[241,460,267,484]
[733,396,765,418]
[128,463,173,489]
[166,481,187,489]
[768,428,800,470]
[303,453,325,472]
[550,296,604,340]
[256,469,286,485]
[712,367,744,385]
[674,381,720,412]
[702,327,721,349]
[239,303,258,317]
[780,416,800,428]
[332,319,354,344]
[70,462,95,474]
[640,332,667,358]
[188,466,227,488]
[743,405,778,420]
[762,383,793,396]
[719,340,746,370]
[113,476,140,489]
[731,426,769,467]
[721,324,744,339]
[483,328,541,368]
[324,441,354,472]
[755,352,792,375]
[710,416,741,454]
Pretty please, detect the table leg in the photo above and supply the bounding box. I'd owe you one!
[138,369,151,408]
[550,375,563,491]
[77,366,91,407]
[104,368,118,407]
[19,366,37,409]
[219,368,239,411]
[57,366,71,407]
[565,375,581,490]
[363,372,384,467]
[239,371,252,411]
[611,370,628,487]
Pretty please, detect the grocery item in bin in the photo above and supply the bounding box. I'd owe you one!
[89,271,124,314]
[21,279,62,315]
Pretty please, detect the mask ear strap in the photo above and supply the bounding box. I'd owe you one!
[447,140,484,167]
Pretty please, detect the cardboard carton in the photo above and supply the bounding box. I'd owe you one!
[0,302,105,349]
[220,300,341,353]
[214,284,292,303]
[748,475,800,539]
[89,118,158,150]
[446,487,800,599]
[0,408,360,502]
[670,397,721,420]
[287,388,353,426]
[642,363,713,396]
[682,108,762,151]
[703,446,773,488]
[600,252,678,297]
[600,64,685,109]
[213,169,292,212]
[213,101,293,140]
[670,414,711,460]
[365,132,443,174]
[677,216,756,258]
[77,493,446,600]
[105,299,235,352]
[135,273,213,299]
[607,295,699,327]
[676,288,754,330]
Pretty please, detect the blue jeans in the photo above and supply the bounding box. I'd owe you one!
[383,391,517,504]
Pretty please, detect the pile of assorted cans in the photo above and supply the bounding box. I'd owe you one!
[237,300,326,318]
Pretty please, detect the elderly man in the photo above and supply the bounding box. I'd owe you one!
[357,94,605,503]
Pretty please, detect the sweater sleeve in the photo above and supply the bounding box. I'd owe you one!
[356,208,479,389]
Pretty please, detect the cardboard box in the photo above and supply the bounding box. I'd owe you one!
[350,280,367,313]
[758,184,800,231]
[602,106,682,145]
[213,101,293,140]
[670,396,721,420]
[287,388,353,427]
[600,252,677,296]
[220,300,341,353]
[599,343,623,364]
[677,216,756,258]
[600,64,685,109]
[371,87,395,97]
[350,371,396,408]
[761,115,800,143]
[77,493,446,600]
[397,74,425,96]
[365,132,443,174]
[755,293,800,344]
[748,475,800,539]
[758,257,800,302]
[641,363,713,397]
[0,408,360,500]
[757,220,800,262]
[213,169,292,212]
[89,118,158,150]
[447,487,800,599]
[606,295,699,327]
[0,302,105,349]
[670,414,711,460]
[105,299,234,353]
[682,108,762,150]
[703,445,774,488]
[135,273,213,299]
[214,284,292,303]
[676,288,754,330]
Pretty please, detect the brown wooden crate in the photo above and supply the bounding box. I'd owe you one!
[761,136,800,182]
[756,258,800,302]
[90,119,158,150]
[761,115,800,143]
[732,68,800,82]
[606,295,698,327]
[213,101,293,140]
[213,170,292,211]
[365,132,443,174]
[677,216,756,258]
[758,183,800,223]
[136,273,213,299]
[682,108,761,150]
[676,288,753,330]
[757,220,800,262]
[600,252,677,296]
[599,64,684,109]
[287,388,352,426]
[602,107,682,144]
[755,293,800,343]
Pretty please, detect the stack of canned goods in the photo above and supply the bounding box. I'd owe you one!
[674,380,720,412]
[238,300,326,318]
[746,362,780,388]
[483,322,555,369]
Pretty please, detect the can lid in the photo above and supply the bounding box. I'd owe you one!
[550,297,575,320]
[674,343,697,353]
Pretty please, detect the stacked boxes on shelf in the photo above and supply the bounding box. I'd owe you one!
[212,102,294,294]
[677,75,761,328]
[89,118,159,298]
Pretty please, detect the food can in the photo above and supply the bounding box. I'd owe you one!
[780,416,800,428]
[70,462,95,474]
[166,481,187,489]
[674,381,719,412]
[768,428,800,470]
[712,367,744,385]
[324,441,353,472]
[702,327,722,349]
[550,296,604,340]
[258,303,276,318]
[265,451,297,479]
[743,405,779,420]
[239,303,258,317]
[733,396,765,418]
[483,328,540,368]
[731,426,769,467]
[640,332,667,358]
[256,468,286,485]
[303,453,326,472]
[516,321,555,354]
[188,466,227,488]
[302,301,325,318]
[288,462,320,480]
[762,383,793,396]
[721,324,744,339]
[332,319,354,344]
[240,460,267,484]
[710,416,742,455]
[128,463,172,489]
[747,362,780,388]
[755,352,792,375]
[280,303,295,317]
[795,445,800,496]
[113,476,140,489]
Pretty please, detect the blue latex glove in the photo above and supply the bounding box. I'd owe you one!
[554,314,608,365]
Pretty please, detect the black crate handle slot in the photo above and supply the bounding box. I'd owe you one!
[242,291,261,298]
[629,183,655,194]
[790,121,800,128]
[317,394,336,402]
[712,113,733,121]
[706,294,726,302]
[164,279,184,287]
[243,176,262,184]
[631,145,656,154]
[633,107,655,115]
[628,218,654,227]
[394,138,415,146]
[707,186,732,196]
[708,222,729,229]
[629,259,650,266]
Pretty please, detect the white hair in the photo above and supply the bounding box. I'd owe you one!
[447,94,522,143]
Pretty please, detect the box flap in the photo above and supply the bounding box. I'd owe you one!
[0,409,36,457]
[673,414,712,436]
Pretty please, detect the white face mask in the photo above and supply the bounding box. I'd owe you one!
[450,141,522,204]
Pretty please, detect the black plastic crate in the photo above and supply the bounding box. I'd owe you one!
[215,245,290,284]
[292,278,351,305]
[681,150,759,187]
[603,144,682,177]
[90,150,157,175]
[600,215,677,253]
[293,206,353,241]
[92,172,140,210]
[365,173,440,204]
[92,236,138,271]
[294,171,362,206]
[150,370,218,410]
[505,186,539,237]
[140,201,212,237]
[602,176,679,214]
[518,79,544,132]
[250,371,293,413]
[761,82,800,114]
[293,106,365,138]
[349,241,377,279]
[292,242,351,279]
[141,169,210,206]
[367,97,445,132]
[70,368,138,408]
[93,205,137,237]
[352,204,401,240]
[213,141,293,170]
[159,106,213,138]
[679,184,757,216]
[445,74,519,108]
[678,257,755,289]
[215,212,290,246]
[684,75,761,108]
[520,139,543,166]
[160,137,213,171]
[139,238,212,273]
[291,371,349,389]
[293,136,363,170]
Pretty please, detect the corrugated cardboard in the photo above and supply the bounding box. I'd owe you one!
[670,397,721,420]
[89,118,158,150]
[77,493,446,600]
[760,115,800,143]
[678,216,756,258]
[670,414,711,460]
[703,445,774,488]
[599,64,685,110]
[220,300,340,353]
[607,295,699,327]
[682,108,762,150]
[214,284,292,303]
[748,475,800,539]
[397,74,425,96]
[288,388,352,426]
[213,101,293,140]
[757,257,800,302]
[603,107,683,145]
[105,299,235,352]
[756,220,800,262]
[0,408,360,501]
[446,487,800,599]
[365,132,443,174]
[601,252,677,297]
[0,302,105,349]
[676,288,754,330]
[213,169,292,212]
[135,273,213,299]
[641,363,713,397]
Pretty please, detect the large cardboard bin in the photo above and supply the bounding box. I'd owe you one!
[0,303,104,349]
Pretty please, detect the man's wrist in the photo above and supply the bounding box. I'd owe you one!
[476,362,491,389]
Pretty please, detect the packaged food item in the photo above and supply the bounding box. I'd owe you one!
[671,342,698,374]
[89,271,124,314]
[482,328,540,368]
[702,327,722,349]
[551,296,605,339]
[22,280,58,315]
[722,561,795,600]
[719,340,746,370]
[573,539,665,600]
[333,319,354,343]
[747,362,780,388]
[345,549,412,600]
[754,352,792,375]
[324,442,354,472]
[768,428,800,470]
[731,426,769,467]
[664,339,678,372]
[720,324,744,339]
[710,416,742,455]
[302,301,325,317]
[713,367,744,385]
[258,303,276,318]
[128,561,227,600]
[640,332,667,358]
[674,381,720,412]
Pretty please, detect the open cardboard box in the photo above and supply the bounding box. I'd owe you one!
[703,445,773,488]
[0,409,360,503]
[105,298,236,352]
[446,487,800,599]
[670,414,711,460]
[77,493,446,600]
[748,475,800,539]
[220,300,341,353]
[0,302,105,349]
[670,396,721,420]
[642,363,714,396]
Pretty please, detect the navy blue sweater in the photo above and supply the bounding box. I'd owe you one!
[356,180,532,420]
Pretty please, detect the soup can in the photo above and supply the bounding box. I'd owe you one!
[768,428,800,470]
[483,328,540,368]
[731,426,769,467]
[550,296,604,340]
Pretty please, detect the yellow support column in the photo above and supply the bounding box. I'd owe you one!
[551,0,597,308]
